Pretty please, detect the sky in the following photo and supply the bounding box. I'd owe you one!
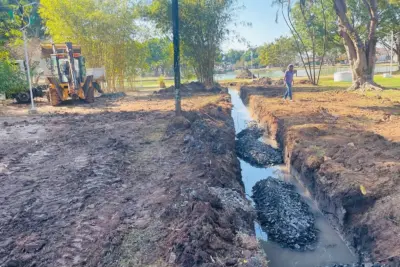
[223,0,291,51]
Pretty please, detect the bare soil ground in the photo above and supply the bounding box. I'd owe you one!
[0,92,267,267]
[240,86,400,266]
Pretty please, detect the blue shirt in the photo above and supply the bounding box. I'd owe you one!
[284,70,294,84]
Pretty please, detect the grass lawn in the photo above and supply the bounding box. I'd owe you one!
[118,73,400,102]
[318,75,400,89]
[119,80,174,91]
[220,75,400,102]
[317,75,400,102]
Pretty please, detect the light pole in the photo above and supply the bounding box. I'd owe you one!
[22,29,36,113]
[251,50,253,70]
[19,2,38,114]
[172,0,181,115]
[390,31,394,76]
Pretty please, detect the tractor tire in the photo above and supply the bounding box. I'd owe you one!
[49,87,62,106]
[85,86,95,103]
[15,92,31,104]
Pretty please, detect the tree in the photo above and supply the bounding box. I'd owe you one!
[377,2,400,68]
[1,0,44,91]
[0,0,22,60]
[40,0,148,90]
[0,61,27,97]
[276,0,383,90]
[146,0,239,87]
[224,49,243,65]
[241,48,260,68]
[276,0,331,85]
[259,36,297,71]
[325,46,345,65]
[145,38,173,76]
[0,0,45,53]
[333,0,382,90]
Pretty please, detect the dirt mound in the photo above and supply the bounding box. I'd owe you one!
[0,93,267,267]
[99,92,127,99]
[236,126,282,167]
[155,81,225,94]
[241,85,400,265]
[253,178,318,251]
[298,79,312,84]
[253,77,272,86]
[274,79,285,86]
[236,69,256,79]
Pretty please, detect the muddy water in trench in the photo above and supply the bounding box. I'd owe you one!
[229,89,357,267]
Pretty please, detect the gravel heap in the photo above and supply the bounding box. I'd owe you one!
[236,121,265,139]
[252,178,318,251]
[236,124,282,167]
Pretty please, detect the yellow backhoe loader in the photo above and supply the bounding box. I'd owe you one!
[41,42,101,106]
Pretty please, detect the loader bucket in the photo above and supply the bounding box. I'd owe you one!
[82,75,93,95]
[47,77,63,98]
[82,75,95,103]
[47,77,64,106]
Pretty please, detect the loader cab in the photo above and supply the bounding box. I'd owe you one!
[50,54,86,84]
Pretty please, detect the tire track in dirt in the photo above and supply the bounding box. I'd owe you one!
[0,94,267,267]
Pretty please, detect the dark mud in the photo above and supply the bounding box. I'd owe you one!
[253,178,317,251]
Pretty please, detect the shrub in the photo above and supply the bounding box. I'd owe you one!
[158,76,166,88]
[0,61,27,98]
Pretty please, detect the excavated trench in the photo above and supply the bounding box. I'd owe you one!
[229,88,357,267]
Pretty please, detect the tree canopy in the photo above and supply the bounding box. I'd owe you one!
[259,36,297,71]
[145,37,173,76]
[39,0,148,89]
[146,0,239,86]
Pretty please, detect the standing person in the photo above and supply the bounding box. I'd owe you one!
[283,64,295,101]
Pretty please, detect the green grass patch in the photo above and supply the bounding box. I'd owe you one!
[318,75,400,90]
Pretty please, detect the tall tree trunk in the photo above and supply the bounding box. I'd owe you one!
[335,0,382,90]
[396,40,400,69]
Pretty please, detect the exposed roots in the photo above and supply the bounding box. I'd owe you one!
[347,80,383,92]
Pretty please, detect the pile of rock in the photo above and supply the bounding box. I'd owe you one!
[252,178,318,251]
[236,121,265,139]
[236,69,256,79]
[236,123,283,167]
